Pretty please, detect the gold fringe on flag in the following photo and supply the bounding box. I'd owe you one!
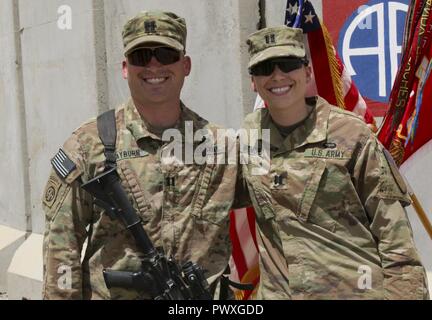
[234,264,259,300]
[389,137,404,166]
[389,125,407,166]
[321,21,345,109]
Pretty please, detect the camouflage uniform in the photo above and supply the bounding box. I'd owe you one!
[239,26,430,300]
[42,11,236,299]
[42,99,236,299]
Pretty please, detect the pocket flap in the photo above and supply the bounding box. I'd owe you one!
[297,159,326,223]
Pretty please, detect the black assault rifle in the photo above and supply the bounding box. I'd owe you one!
[81,166,212,300]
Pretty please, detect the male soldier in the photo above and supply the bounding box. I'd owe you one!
[237,26,430,299]
[42,11,236,299]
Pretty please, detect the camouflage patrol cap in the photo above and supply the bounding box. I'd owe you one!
[246,26,305,68]
[122,11,187,56]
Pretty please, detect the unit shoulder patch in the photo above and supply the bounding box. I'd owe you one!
[43,175,62,208]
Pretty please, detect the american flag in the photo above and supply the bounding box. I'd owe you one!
[228,207,259,300]
[230,0,377,300]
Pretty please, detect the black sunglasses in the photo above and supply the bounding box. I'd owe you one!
[249,58,308,76]
[128,47,181,67]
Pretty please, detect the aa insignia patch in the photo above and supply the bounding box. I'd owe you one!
[43,175,62,208]
[51,149,76,179]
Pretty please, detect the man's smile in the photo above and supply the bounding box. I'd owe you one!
[143,77,169,85]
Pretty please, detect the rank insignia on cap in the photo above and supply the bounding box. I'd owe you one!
[144,20,157,33]
[265,34,276,44]
[51,149,77,179]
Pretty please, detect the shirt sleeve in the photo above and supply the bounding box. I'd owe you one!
[353,133,430,300]
[42,133,92,299]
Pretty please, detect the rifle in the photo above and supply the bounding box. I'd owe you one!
[81,166,212,300]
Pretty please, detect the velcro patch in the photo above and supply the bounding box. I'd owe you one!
[43,175,62,208]
[304,148,350,160]
[116,149,149,161]
[51,149,77,179]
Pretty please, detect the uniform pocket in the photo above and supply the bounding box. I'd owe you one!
[267,159,327,224]
[116,161,154,223]
[297,159,327,223]
[246,171,276,222]
[191,164,225,225]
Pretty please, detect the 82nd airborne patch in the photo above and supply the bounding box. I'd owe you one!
[43,175,62,208]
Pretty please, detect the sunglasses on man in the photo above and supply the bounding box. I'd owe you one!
[249,57,308,76]
[128,47,181,67]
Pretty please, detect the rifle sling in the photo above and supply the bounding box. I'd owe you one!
[97,109,117,169]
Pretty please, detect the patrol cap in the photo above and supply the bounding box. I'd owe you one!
[246,26,306,69]
[122,11,187,56]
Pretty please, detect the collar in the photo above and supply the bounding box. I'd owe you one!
[124,99,190,143]
[124,99,210,145]
[261,96,331,155]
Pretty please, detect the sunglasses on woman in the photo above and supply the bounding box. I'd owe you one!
[128,47,181,67]
[249,57,308,76]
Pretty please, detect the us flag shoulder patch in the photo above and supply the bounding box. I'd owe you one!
[51,149,77,179]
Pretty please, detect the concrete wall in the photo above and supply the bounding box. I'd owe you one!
[7,233,43,300]
[0,0,28,232]
[19,0,106,235]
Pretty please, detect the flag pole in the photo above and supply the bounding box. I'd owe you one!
[403,176,432,240]
[408,191,432,240]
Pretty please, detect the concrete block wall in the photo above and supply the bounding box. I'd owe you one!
[0,226,25,293]
[0,0,29,232]
[20,0,107,236]
[6,233,43,300]
[0,0,31,299]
